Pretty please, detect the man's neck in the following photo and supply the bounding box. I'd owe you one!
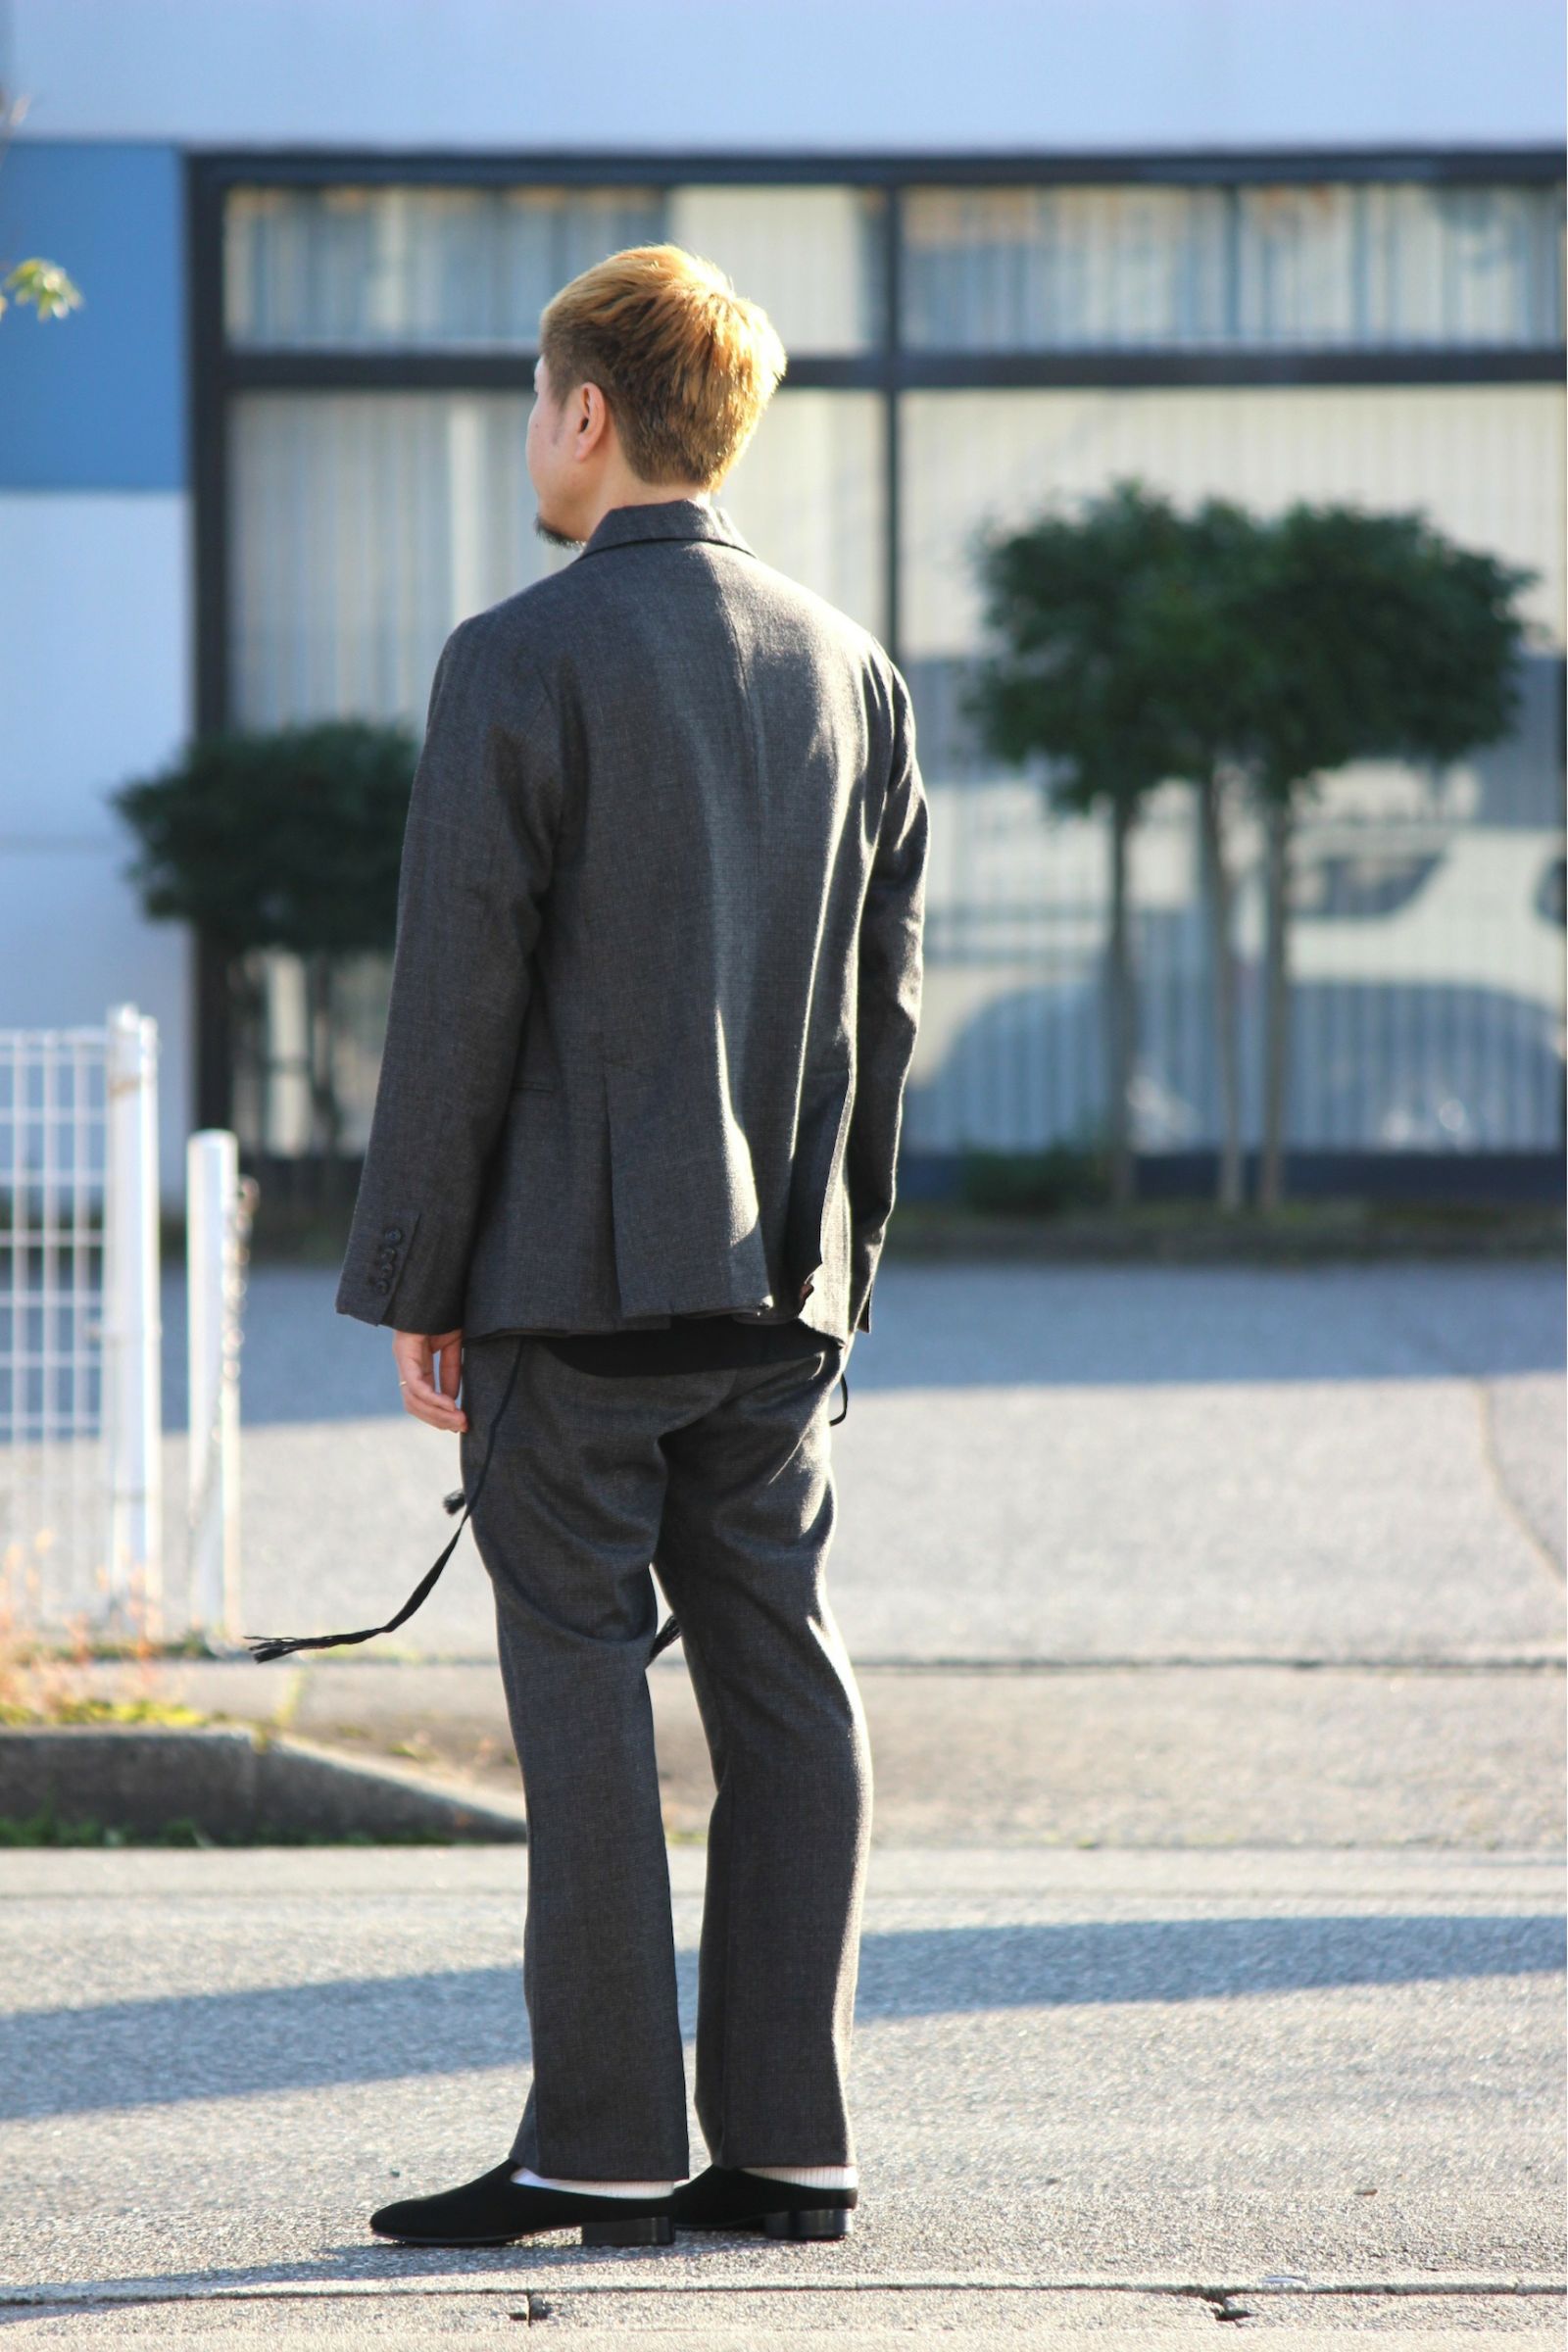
[579,483,713,537]
[536,482,715,554]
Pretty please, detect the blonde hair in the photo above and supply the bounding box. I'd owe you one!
[539,244,787,488]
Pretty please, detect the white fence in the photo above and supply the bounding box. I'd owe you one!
[0,1006,175,1643]
[186,1130,257,1644]
[102,1005,164,1633]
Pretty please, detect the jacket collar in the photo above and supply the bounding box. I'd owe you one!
[578,495,755,564]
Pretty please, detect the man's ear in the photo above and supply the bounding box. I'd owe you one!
[576,379,615,458]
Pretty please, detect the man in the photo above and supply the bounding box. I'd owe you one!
[334,244,926,2251]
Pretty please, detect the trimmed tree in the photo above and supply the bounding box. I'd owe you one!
[968,481,1532,1212]
[1239,505,1532,1208]
[113,720,419,1195]
[967,482,1265,1208]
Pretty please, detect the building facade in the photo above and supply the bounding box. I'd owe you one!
[2,0,1563,1201]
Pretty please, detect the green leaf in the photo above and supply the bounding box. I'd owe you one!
[111,717,421,954]
[2,257,84,319]
[969,480,1531,812]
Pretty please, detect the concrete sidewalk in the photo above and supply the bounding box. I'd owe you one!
[1,1844,1562,2343]
[52,1647,1568,1851]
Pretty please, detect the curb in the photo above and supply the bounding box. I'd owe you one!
[0,1726,529,1844]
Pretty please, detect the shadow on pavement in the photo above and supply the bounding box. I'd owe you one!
[159,1262,1564,1428]
[6,1913,1562,2121]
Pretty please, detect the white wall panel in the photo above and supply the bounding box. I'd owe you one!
[5,0,1561,151]
[0,491,193,830]
[0,491,194,1199]
[0,844,191,1200]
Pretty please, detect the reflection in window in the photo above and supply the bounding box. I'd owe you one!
[897,387,1565,1154]
[897,386,1563,658]
[231,945,393,1158]
[1290,850,1445,921]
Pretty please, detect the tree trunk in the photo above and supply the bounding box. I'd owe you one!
[1198,771,1244,1210]
[225,950,268,1155]
[195,928,237,1132]
[305,952,343,1215]
[1259,793,1294,1213]
[1106,795,1136,1207]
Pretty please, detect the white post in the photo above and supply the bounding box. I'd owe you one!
[186,1130,246,1643]
[102,1004,162,1639]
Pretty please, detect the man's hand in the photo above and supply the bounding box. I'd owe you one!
[392,1327,468,1433]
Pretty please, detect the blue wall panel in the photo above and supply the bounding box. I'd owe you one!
[0,141,184,490]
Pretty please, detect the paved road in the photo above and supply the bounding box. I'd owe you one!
[148,1259,1564,1664]
[1,1845,1561,2342]
[6,1260,1562,2341]
[102,1259,1566,1849]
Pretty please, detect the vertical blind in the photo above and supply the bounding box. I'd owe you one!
[225,182,886,354]
[901,181,1564,349]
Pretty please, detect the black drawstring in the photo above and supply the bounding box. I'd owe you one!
[246,1334,531,1664]
[247,1343,849,1666]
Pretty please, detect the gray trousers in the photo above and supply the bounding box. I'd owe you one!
[458,1332,873,2181]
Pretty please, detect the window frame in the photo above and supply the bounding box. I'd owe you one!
[185,144,1565,1133]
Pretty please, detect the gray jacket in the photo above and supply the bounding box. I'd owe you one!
[335,495,928,1347]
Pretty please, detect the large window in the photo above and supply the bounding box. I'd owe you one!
[900,385,1564,1153]
[230,391,554,727]
[228,387,887,736]
[203,159,1566,1162]
[224,378,887,1155]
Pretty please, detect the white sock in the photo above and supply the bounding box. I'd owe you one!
[742,2162,858,2189]
[510,2165,679,2198]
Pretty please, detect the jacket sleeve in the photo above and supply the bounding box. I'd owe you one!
[335,614,563,1334]
[846,660,929,1336]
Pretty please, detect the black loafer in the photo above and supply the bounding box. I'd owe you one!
[670,2165,857,2239]
[370,2158,674,2248]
